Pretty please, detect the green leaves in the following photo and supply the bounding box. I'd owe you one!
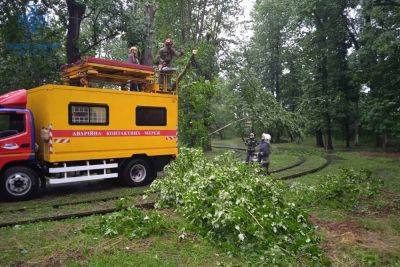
[89,205,168,239]
[290,168,383,209]
[150,148,323,264]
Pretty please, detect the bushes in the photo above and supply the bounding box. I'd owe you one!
[85,149,382,264]
[149,148,322,263]
[85,201,168,239]
[290,168,382,209]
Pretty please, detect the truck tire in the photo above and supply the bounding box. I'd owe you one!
[1,166,39,201]
[120,158,156,187]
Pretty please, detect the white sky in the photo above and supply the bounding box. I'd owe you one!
[236,0,256,42]
[227,0,255,52]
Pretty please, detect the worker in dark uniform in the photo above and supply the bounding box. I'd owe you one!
[258,133,271,174]
[156,38,183,90]
[244,132,258,163]
[157,38,183,68]
[127,46,140,91]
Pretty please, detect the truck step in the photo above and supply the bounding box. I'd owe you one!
[47,160,119,185]
[49,162,118,173]
[48,173,118,185]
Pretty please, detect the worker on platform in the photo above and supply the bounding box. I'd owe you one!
[128,46,140,64]
[157,38,184,69]
[127,46,140,91]
[258,133,272,174]
[157,38,184,90]
[244,132,258,163]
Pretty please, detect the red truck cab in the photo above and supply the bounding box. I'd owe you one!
[0,90,40,200]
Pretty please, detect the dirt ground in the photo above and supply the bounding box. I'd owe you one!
[310,212,400,263]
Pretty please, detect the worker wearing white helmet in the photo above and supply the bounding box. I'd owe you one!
[262,133,271,142]
[259,133,271,174]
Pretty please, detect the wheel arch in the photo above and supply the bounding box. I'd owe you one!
[0,160,43,178]
[119,154,151,170]
[118,154,175,174]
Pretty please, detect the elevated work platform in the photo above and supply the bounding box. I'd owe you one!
[61,57,165,92]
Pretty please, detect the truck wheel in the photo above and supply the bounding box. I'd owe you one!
[121,159,155,187]
[1,166,39,200]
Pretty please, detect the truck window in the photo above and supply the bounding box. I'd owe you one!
[0,113,25,138]
[69,103,108,125]
[136,107,167,126]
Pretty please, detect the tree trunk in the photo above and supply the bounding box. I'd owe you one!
[66,0,86,64]
[354,126,360,146]
[325,115,334,151]
[218,130,224,140]
[354,102,360,146]
[376,133,381,147]
[382,131,388,151]
[142,5,157,66]
[316,129,324,147]
[345,115,350,148]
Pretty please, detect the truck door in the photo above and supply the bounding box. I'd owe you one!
[0,110,34,169]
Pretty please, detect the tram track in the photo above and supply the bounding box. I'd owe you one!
[0,201,155,228]
[278,155,332,180]
[0,187,149,215]
[211,144,332,179]
[0,145,332,228]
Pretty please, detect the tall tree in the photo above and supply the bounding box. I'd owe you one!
[251,0,295,101]
[358,1,400,149]
[66,0,85,63]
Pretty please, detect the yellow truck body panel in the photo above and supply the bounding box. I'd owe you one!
[27,84,178,163]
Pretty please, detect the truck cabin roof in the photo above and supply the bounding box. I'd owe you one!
[0,89,27,109]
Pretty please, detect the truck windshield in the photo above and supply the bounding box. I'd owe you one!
[0,113,25,139]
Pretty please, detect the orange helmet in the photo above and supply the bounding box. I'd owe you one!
[165,38,173,45]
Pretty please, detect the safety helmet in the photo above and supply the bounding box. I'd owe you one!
[165,38,173,45]
[262,133,271,141]
[249,132,255,138]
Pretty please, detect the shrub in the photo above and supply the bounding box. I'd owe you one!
[149,148,322,264]
[92,204,168,239]
[290,168,382,209]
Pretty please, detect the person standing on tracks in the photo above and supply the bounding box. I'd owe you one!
[157,38,184,90]
[127,46,140,91]
[258,133,272,174]
[244,132,258,163]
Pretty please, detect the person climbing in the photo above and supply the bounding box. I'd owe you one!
[127,46,140,91]
[156,38,184,90]
[244,132,259,163]
[258,133,272,174]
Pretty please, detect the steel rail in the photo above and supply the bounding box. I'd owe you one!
[0,201,155,229]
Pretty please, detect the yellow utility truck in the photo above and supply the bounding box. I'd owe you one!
[0,57,178,200]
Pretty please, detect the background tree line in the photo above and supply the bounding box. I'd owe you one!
[233,0,400,150]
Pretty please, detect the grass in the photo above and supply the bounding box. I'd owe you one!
[0,212,244,266]
[0,138,399,265]
[0,181,148,212]
[0,193,158,225]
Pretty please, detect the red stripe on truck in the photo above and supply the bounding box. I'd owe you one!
[52,130,177,138]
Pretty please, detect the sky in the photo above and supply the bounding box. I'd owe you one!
[228,0,256,52]
[236,0,256,41]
